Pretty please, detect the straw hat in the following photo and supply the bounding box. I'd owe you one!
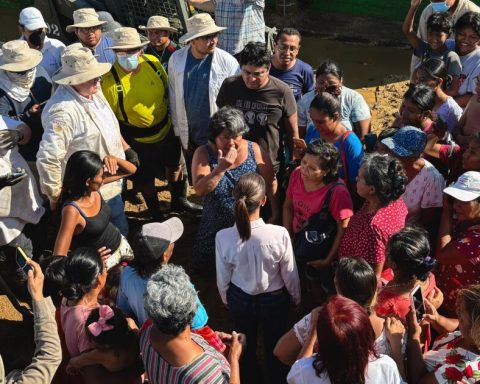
[139,16,177,32]
[0,40,42,72]
[179,14,226,44]
[66,8,106,33]
[106,27,149,50]
[52,47,111,85]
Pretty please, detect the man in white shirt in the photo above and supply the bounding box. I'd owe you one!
[18,7,65,78]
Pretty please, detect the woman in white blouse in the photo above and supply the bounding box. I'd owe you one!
[215,172,301,383]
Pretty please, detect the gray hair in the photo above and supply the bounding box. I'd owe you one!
[209,106,249,142]
[144,264,198,335]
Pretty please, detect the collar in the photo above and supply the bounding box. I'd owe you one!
[249,217,266,229]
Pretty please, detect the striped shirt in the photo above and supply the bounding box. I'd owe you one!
[140,322,231,383]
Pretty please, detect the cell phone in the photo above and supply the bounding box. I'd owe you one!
[410,285,425,323]
[16,246,32,275]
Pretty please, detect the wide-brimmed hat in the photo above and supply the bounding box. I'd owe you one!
[66,8,106,33]
[381,126,427,158]
[139,15,177,32]
[106,27,149,50]
[444,171,480,202]
[133,218,184,265]
[179,13,226,44]
[0,40,42,72]
[52,47,111,85]
[19,7,48,31]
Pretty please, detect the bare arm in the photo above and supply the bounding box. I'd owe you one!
[353,118,370,140]
[445,75,461,97]
[284,112,299,154]
[424,133,442,158]
[454,93,473,108]
[102,155,137,185]
[402,0,423,50]
[273,329,302,366]
[187,0,215,12]
[53,206,81,256]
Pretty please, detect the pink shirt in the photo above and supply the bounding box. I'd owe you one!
[60,298,98,357]
[286,167,353,234]
[339,199,408,265]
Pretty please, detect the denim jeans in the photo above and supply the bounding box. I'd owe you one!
[106,194,129,237]
[227,283,290,384]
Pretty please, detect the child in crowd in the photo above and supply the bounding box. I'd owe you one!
[403,0,461,95]
[395,84,436,132]
[66,305,142,377]
[414,58,463,134]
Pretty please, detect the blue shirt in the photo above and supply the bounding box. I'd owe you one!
[269,59,314,101]
[183,49,213,146]
[117,266,209,329]
[95,35,116,64]
[305,126,364,185]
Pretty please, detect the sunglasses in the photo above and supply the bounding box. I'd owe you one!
[12,69,33,76]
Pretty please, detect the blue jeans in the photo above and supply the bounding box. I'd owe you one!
[106,194,129,237]
[227,283,290,384]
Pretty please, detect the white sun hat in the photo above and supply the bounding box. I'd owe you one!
[444,171,480,202]
[139,16,177,32]
[66,8,106,33]
[0,40,42,72]
[179,13,226,44]
[106,27,149,50]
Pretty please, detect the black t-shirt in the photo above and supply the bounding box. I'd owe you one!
[216,75,296,171]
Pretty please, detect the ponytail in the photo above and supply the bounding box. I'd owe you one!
[232,173,266,242]
[235,196,251,242]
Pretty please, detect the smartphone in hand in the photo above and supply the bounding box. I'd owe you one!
[410,285,426,323]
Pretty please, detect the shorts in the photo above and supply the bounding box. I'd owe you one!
[129,128,182,184]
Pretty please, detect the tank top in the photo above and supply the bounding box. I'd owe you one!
[64,195,121,252]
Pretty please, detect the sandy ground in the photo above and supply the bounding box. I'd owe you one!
[0,79,409,374]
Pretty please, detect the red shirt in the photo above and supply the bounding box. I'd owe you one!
[437,224,480,316]
[339,199,408,265]
[286,167,354,233]
[438,144,463,184]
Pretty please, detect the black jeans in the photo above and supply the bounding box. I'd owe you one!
[227,283,290,384]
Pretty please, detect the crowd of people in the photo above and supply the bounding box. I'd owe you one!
[1,0,480,383]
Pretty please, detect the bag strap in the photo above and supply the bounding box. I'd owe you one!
[141,55,169,100]
[340,131,353,187]
[110,65,129,125]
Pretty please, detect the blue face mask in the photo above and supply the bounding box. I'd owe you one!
[431,1,449,13]
[117,53,139,72]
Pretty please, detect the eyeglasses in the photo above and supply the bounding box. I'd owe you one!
[242,68,269,78]
[147,29,170,36]
[199,33,218,41]
[276,44,299,53]
[78,26,100,34]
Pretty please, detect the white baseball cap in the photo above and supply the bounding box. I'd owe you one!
[19,7,47,31]
[444,171,480,202]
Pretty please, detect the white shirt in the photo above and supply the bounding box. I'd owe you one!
[215,218,301,305]
[0,116,45,245]
[168,46,240,149]
[287,354,402,384]
[40,36,65,78]
[402,159,445,225]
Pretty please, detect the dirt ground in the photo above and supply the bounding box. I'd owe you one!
[0,78,409,374]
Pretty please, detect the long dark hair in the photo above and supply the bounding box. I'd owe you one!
[59,150,103,207]
[233,173,266,242]
[61,247,103,302]
[314,295,378,384]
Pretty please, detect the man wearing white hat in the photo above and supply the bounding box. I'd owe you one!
[140,16,180,71]
[37,47,133,236]
[0,40,52,167]
[102,27,202,219]
[66,8,115,65]
[18,7,66,78]
[169,13,239,166]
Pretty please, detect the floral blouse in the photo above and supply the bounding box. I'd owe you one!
[424,331,480,383]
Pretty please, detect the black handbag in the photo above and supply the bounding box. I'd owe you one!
[293,182,341,290]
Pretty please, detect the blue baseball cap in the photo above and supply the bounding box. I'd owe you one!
[381,126,427,158]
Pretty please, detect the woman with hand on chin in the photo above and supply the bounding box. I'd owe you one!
[191,106,277,271]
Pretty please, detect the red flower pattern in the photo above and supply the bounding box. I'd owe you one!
[445,353,463,365]
[464,365,473,378]
[445,367,464,381]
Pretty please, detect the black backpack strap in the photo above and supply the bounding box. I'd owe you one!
[320,181,343,212]
[110,65,129,125]
[141,55,168,99]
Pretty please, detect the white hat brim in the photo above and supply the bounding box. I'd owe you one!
[138,25,177,32]
[179,25,226,44]
[106,41,149,50]
[23,20,48,31]
[443,186,480,202]
[52,62,111,85]
[66,20,107,33]
[0,51,43,72]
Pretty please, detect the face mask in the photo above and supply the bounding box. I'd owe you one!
[6,68,36,89]
[431,1,449,13]
[28,29,46,48]
[117,53,139,72]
